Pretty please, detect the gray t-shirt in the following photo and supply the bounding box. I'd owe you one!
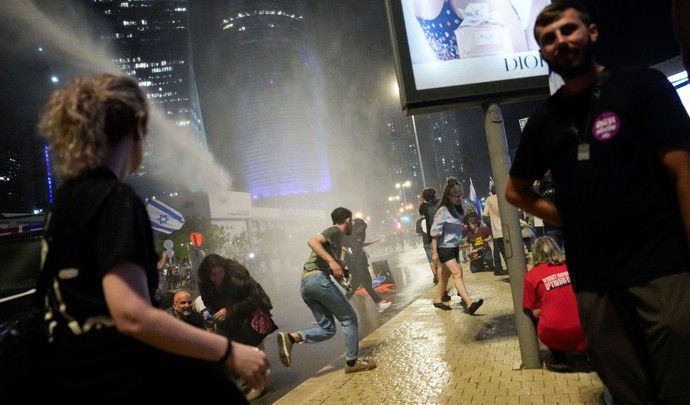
[303,225,343,274]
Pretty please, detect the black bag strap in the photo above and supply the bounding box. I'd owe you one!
[33,175,118,309]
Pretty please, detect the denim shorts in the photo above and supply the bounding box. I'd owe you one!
[423,243,433,262]
[437,247,459,263]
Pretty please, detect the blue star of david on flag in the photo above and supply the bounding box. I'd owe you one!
[146,199,185,234]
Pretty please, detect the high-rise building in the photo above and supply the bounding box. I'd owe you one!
[0,109,53,214]
[385,106,424,213]
[385,106,468,207]
[89,0,206,195]
[216,0,330,202]
[429,111,466,188]
[0,151,23,213]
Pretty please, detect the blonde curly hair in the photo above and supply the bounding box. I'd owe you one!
[38,74,149,179]
[531,236,566,266]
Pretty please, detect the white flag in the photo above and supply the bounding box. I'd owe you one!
[146,199,185,234]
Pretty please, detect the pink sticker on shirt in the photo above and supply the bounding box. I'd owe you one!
[592,112,620,141]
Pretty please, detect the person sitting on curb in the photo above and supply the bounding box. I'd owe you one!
[523,236,586,372]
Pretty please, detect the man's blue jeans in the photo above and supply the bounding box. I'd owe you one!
[298,272,359,361]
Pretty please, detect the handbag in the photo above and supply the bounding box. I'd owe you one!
[250,307,278,336]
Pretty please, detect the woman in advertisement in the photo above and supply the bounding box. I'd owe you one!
[411,0,547,61]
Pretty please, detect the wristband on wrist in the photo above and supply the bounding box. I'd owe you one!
[218,338,233,363]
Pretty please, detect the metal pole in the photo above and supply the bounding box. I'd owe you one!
[482,101,542,369]
[411,115,427,189]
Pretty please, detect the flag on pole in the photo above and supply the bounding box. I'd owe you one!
[468,178,482,218]
[146,199,185,234]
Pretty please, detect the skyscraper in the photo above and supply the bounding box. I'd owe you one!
[215,0,330,202]
[89,0,206,195]
[385,106,424,206]
[429,111,466,188]
[0,151,23,213]
[385,106,468,205]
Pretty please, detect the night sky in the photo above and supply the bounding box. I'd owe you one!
[0,0,683,211]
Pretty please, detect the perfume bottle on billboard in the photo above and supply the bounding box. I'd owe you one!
[455,2,512,58]
[453,0,527,59]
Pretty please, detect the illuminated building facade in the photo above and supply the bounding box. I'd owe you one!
[218,0,330,201]
[385,107,424,205]
[0,152,23,213]
[385,107,467,203]
[89,0,206,194]
[429,111,466,189]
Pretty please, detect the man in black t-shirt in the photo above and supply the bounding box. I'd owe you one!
[343,219,391,312]
[168,290,206,330]
[505,3,690,404]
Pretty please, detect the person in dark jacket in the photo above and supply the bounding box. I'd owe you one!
[198,253,277,399]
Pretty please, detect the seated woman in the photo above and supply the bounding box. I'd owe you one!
[522,236,586,371]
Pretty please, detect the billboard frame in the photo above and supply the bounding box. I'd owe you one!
[383,0,551,115]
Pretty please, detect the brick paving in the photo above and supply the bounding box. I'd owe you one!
[272,264,604,404]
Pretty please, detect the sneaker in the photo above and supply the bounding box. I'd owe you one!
[377,300,392,313]
[494,269,509,276]
[545,361,571,373]
[441,291,451,302]
[344,358,377,374]
[277,332,293,367]
[467,299,484,315]
[245,387,265,400]
[433,302,451,310]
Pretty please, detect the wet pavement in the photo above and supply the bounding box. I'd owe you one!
[250,245,435,403]
[255,246,605,405]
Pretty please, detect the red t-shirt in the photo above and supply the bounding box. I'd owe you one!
[466,226,492,251]
[522,262,586,351]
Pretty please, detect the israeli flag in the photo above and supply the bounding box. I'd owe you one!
[469,178,482,218]
[146,199,185,234]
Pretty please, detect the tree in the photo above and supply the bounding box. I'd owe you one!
[160,216,231,261]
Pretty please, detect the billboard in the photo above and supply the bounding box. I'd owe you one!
[384,0,552,114]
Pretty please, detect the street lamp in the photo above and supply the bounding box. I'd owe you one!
[388,195,400,214]
[395,180,411,213]
[392,79,426,189]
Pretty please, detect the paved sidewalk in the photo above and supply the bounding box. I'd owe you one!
[273,265,604,404]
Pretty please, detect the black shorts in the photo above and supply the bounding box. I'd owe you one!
[437,247,459,264]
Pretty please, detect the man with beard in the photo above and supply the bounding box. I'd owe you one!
[276,207,377,374]
[168,290,206,330]
[505,2,690,404]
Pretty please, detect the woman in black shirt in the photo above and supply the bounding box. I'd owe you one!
[37,74,269,402]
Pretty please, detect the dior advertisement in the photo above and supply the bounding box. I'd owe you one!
[400,0,551,90]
